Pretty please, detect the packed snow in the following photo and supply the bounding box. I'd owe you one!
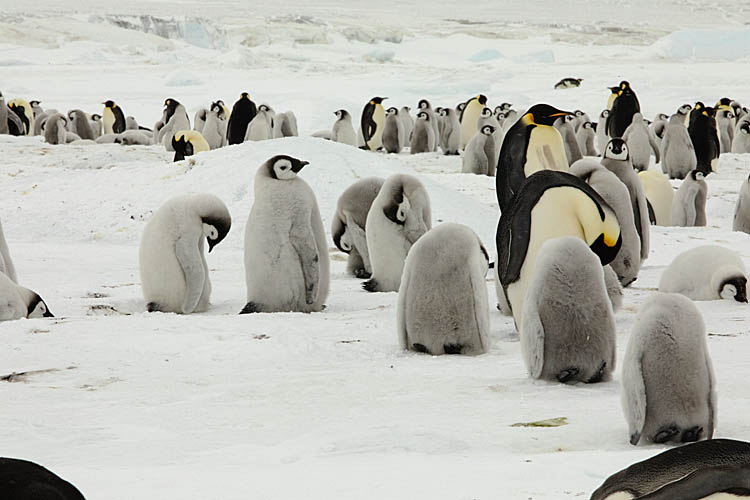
[2,2,750,498]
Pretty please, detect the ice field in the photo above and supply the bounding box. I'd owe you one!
[2,1,750,498]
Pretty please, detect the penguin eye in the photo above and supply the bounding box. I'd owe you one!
[397,208,407,222]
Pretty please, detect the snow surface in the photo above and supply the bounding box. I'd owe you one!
[2,2,750,498]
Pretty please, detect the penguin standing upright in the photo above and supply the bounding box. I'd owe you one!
[672,169,708,227]
[0,217,17,283]
[201,101,228,150]
[661,113,697,179]
[398,106,414,145]
[462,125,497,176]
[623,112,659,171]
[159,98,191,151]
[417,99,439,151]
[596,109,610,154]
[410,111,436,154]
[688,102,720,174]
[438,108,461,155]
[226,92,257,145]
[576,121,597,156]
[102,100,126,134]
[360,96,387,151]
[606,86,619,110]
[607,81,640,138]
[460,94,487,149]
[331,109,356,146]
[716,108,735,153]
[553,114,582,165]
[496,104,571,212]
[0,92,8,134]
[381,107,403,154]
[733,120,750,153]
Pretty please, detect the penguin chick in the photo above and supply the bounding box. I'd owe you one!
[671,169,708,227]
[596,109,610,155]
[462,124,497,176]
[623,112,658,171]
[331,109,356,146]
[273,111,298,138]
[438,107,461,155]
[0,217,17,283]
[575,121,597,156]
[201,101,228,150]
[140,194,231,314]
[554,114,583,165]
[734,173,750,234]
[193,108,207,133]
[381,107,403,154]
[244,104,275,141]
[410,111,436,154]
[731,119,750,153]
[659,245,747,303]
[0,271,54,321]
[43,113,67,145]
[399,106,414,146]
[661,113,697,179]
[67,109,95,141]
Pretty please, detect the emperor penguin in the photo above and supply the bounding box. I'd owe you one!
[193,108,207,133]
[139,194,231,314]
[5,101,24,136]
[89,113,103,138]
[734,174,750,233]
[638,169,673,226]
[521,237,616,383]
[596,109,610,154]
[462,125,497,176]
[731,119,750,153]
[242,155,329,313]
[360,96,387,151]
[716,108,735,153]
[244,104,275,141]
[570,160,641,286]
[622,292,715,445]
[363,173,431,293]
[8,98,34,135]
[43,113,67,145]
[688,103,720,174]
[29,100,43,118]
[438,107,461,155]
[606,85,619,110]
[226,92,257,145]
[102,100,126,134]
[459,94,487,149]
[553,114,583,165]
[399,106,414,145]
[398,223,490,356]
[607,81,640,138]
[381,107,403,154]
[0,217,18,283]
[159,98,191,151]
[623,112,659,171]
[677,103,693,125]
[576,121,597,156]
[417,99,439,151]
[331,109,356,146]
[495,170,622,331]
[572,109,591,132]
[332,177,385,278]
[0,457,86,500]
[201,101,228,150]
[671,169,708,227]
[477,106,504,153]
[0,271,54,321]
[410,111,436,154]
[659,245,747,303]
[273,111,298,138]
[67,109,95,141]
[601,138,650,261]
[172,130,210,162]
[590,439,750,500]
[648,113,668,160]
[661,113,697,179]
[496,104,572,212]
[554,77,582,89]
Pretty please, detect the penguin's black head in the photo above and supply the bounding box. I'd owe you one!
[202,213,232,253]
[583,121,593,129]
[481,125,495,135]
[29,100,41,106]
[478,94,487,105]
[91,113,101,121]
[386,107,398,116]
[619,81,631,90]
[439,108,448,117]
[456,102,466,112]
[741,123,750,135]
[370,97,387,105]
[690,169,707,181]
[334,109,350,119]
[164,98,180,118]
[718,97,732,107]
[481,107,492,117]
[720,276,748,303]
[259,104,271,112]
[574,109,584,117]
[702,106,717,117]
[523,103,571,126]
[600,109,609,118]
[240,92,250,99]
[417,111,429,121]
[266,155,309,180]
[605,138,629,161]
[493,105,503,114]
[401,106,410,113]
[608,86,619,95]
[418,99,430,109]
[500,102,512,111]
[103,100,116,108]
[27,294,54,318]
[171,134,193,162]
[210,101,225,117]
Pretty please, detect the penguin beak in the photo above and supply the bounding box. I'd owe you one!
[44,309,54,318]
[292,160,309,173]
[208,238,217,253]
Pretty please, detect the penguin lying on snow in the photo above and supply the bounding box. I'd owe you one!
[554,77,582,89]
[0,457,86,500]
[659,245,747,303]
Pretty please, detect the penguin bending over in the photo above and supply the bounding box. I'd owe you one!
[242,156,329,313]
[521,237,616,383]
[731,119,750,153]
[590,439,750,500]
[462,125,496,176]
[622,292,715,445]
[553,114,583,165]
[0,457,85,500]
[364,173,431,293]
[459,94,487,149]
[734,173,750,233]
[245,104,275,141]
[623,112,658,171]
[331,109,356,146]
[438,107,460,155]
[398,223,490,356]
[0,271,53,321]
[172,131,210,162]
[8,98,34,135]
[410,111,436,154]
[576,121,597,156]
[361,97,387,151]
[102,100,125,134]
[0,217,17,282]
[226,92,257,145]
[332,177,385,278]
[381,107,403,154]
[140,194,230,314]
[638,169,673,226]
[671,169,708,227]
[659,245,747,303]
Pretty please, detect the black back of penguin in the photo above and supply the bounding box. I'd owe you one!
[227,93,257,145]
[607,81,640,138]
[688,103,720,174]
[0,457,86,500]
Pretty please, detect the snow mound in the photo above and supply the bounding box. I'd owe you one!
[469,48,504,62]
[650,29,750,61]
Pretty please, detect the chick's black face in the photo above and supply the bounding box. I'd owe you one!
[721,276,748,303]
[203,215,232,252]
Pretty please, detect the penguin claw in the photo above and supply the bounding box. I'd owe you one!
[681,426,703,443]
[653,424,680,444]
[146,302,161,313]
[362,279,379,292]
[557,367,580,383]
[587,361,607,383]
[354,269,371,279]
[443,343,463,354]
[412,343,429,354]
[629,431,641,445]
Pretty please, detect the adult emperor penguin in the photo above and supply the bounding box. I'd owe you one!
[43,113,67,145]
[521,237,616,383]
[554,77,583,89]
[364,173,431,293]
[0,457,86,500]
[171,130,210,161]
[0,217,17,283]
[601,138,650,261]
[0,271,54,321]
[462,124,497,176]
[332,177,385,278]
[201,101,228,150]
[659,245,747,302]
[140,194,230,314]
[8,98,34,135]
[244,104,275,141]
[590,439,750,500]
[438,107,461,155]
[67,109,95,141]
[554,114,583,165]
[731,119,750,153]
[570,160,641,286]
[159,98,191,151]
[242,155,329,313]
[410,111,436,154]
[638,169,673,226]
[622,292,715,445]
[595,109,610,154]
[607,81,640,138]
[381,107,403,154]
[331,109,356,146]
[360,96,387,151]
[102,100,126,134]
[623,112,659,170]
[226,92,257,145]
[459,94,487,149]
[495,170,622,330]
[672,169,708,227]
[496,103,572,212]
[661,113,697,179]
[398,223,490,356]
[734,173,750,233]
[576,121,597,156]
[688,103,720,174]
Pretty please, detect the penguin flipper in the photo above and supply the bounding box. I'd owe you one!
[289,225,320,305]
[706,353,717,439]
[638,464,750,500]
[175,235,207,314]
[519,289,545,379]
[623,354,647,445]
[396,264,411,350]
[342,212,371,273]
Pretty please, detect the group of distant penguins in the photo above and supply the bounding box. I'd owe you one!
[4,80,750,497]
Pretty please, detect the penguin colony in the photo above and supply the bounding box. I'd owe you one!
[3,82,750,499]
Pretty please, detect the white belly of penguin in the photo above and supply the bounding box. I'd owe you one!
[370,107,386,150]
[523,126,569,177]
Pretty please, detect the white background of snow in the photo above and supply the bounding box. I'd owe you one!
[1,2,750,498]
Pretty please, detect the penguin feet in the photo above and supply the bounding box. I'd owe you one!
[239,302,258,315]
[412,343,430,354]
[557,367,580,383]
[629,431,642,445]
[354,268,372,279]
[443,343,463,355]
[146,302,161,312]
[587,361,607,383]
[681,426,703,443]
[653,424,680,444]
[362,279,379,292]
